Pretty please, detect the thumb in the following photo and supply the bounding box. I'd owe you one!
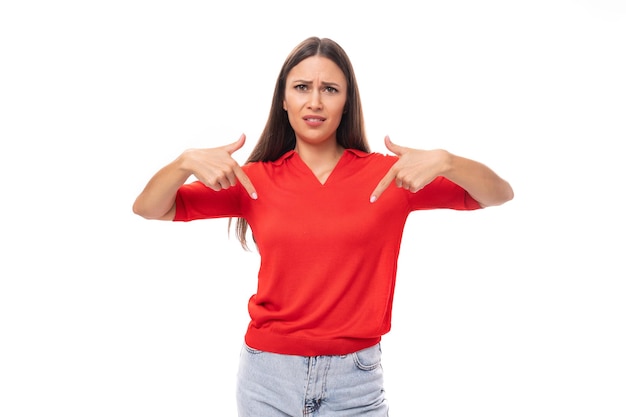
[223,133,246,155]
[384,135,406,156]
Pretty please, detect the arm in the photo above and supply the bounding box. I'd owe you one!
[440,152,514,208]
[370,136,513,207]
[132,134,258,220]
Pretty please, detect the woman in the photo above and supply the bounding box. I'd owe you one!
[133,36,513,416]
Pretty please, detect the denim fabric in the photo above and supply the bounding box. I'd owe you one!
[236,343,389,416]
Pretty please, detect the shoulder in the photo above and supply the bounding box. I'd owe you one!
[242,150,296,172]
[345,149,398,169]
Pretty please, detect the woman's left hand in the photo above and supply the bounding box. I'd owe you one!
[370,136,449,203]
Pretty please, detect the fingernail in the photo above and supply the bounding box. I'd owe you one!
[370,195,377,203]
[251,192,258,200]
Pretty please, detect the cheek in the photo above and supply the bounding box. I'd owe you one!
[330,101,347,119]
[285,109,299,129]
[284,93,303,110]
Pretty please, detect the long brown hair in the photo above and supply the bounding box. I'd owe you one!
[232,37,370,249]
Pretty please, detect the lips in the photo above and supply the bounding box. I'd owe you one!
[303,115,326,127]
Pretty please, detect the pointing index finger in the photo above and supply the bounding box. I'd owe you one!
[234,164,258,200]
[369,169,396,203]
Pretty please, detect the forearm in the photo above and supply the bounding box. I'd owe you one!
[443,153,514,207]
[132,157,191,220]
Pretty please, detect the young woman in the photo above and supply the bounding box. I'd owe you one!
[133,36,513,417]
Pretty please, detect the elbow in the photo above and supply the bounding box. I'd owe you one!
[482,182,514,208]
[500,181,515,205]
[132,200,149,219]
[132,199,175,220]
[132,199,157,220]
[505,184,515,203]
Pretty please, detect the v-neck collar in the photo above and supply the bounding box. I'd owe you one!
[271,149,369,186]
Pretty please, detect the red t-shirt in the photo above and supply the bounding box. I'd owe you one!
[174,149,480,355]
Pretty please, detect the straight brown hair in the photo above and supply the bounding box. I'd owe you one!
[232,37,370,249]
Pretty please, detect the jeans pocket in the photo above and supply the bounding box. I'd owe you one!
[352,343,382,371]
[243,343,263,355]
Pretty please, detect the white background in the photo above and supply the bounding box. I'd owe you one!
[1,1,625,416]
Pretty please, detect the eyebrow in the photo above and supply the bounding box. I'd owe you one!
[291,79,343,88]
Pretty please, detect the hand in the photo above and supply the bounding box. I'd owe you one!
[182,134,258,199]
[370,136,448,203]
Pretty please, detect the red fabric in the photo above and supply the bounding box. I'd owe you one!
[175,149,481,355]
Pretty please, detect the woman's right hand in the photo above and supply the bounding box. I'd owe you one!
[133,134,257,221]
[181,134,258,199]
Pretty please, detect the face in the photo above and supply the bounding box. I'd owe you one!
[283,56,347,148]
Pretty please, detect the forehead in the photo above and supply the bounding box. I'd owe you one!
[287,56,346,84]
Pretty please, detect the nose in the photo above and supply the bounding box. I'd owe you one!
[308,89,322,110]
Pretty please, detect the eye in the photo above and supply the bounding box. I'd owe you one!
[294,84,308,91]
[323,86,339,94]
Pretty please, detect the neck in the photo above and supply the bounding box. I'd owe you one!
[294,140,346,184]
[294,140,344,166]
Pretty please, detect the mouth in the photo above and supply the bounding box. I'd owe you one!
[303,116,326,122]
[303,116,326,127]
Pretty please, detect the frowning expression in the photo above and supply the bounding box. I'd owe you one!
[283,56,347,147]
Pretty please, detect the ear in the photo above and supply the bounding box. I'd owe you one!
[282,99,287,111]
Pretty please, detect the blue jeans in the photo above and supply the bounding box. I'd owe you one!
[236,343,389,416]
